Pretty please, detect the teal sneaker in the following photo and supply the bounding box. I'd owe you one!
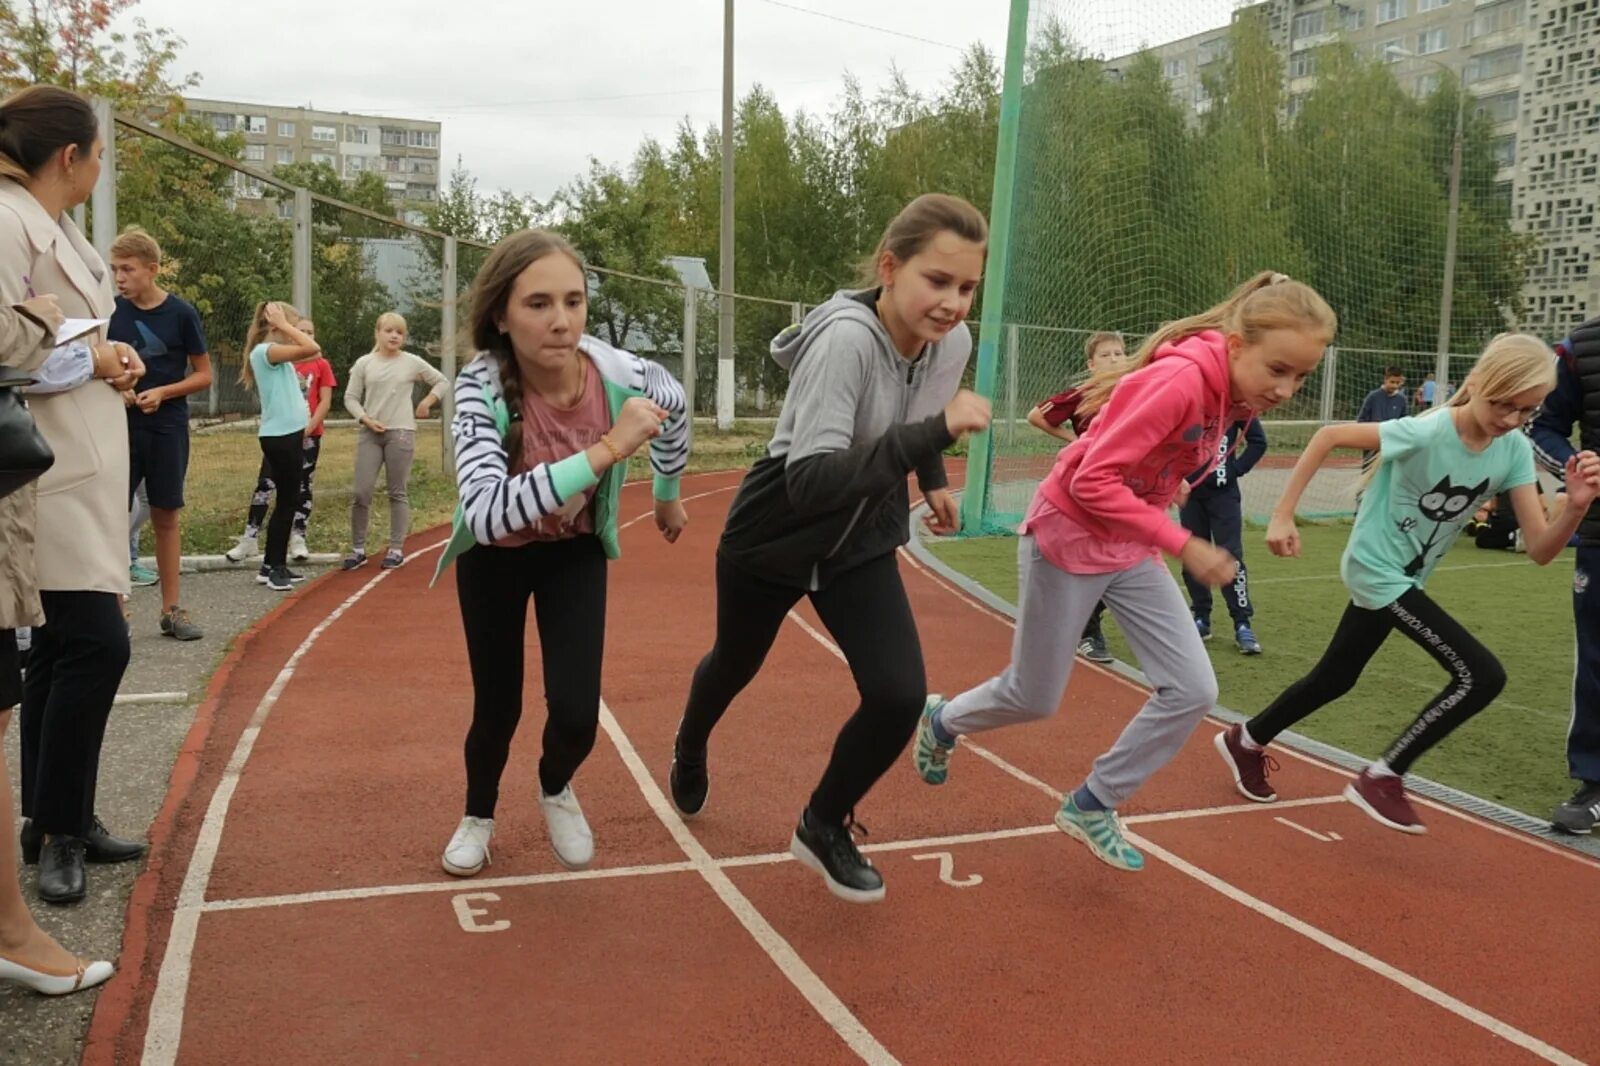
[1054,793,1144,871]
[912,695,955,785]
[129,563,158,587]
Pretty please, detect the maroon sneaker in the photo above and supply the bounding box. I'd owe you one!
[1345,769,1426,834]
[1213,723,1278,802]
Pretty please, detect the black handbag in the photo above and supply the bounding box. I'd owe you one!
[0,366,54,500]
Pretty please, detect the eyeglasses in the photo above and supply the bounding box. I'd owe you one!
[1488,400,1542,420]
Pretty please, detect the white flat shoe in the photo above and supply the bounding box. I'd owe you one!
[0,954,114,996]
[442,816,494,877]
[539,786,594,869]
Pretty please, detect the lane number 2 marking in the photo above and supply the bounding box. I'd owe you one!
[911,851,983,888]
[452,892,511,933]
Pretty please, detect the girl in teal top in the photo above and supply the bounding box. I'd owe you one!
[1214,333,1600,833]
[239,302,321,590]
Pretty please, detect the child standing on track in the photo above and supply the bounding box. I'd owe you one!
[240,302,322,592]
[342,312,447,571]
[1180,415,1268,654]
[915,272,1335,873]
[432,230,689,878]
[668,193,990,904]
[225,319,336,565]
[1026,330,1128,663]
[1216,334,1600,834]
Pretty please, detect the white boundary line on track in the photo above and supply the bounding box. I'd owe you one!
[596,701,899,1065]
[782,608,1588,1066]
[140,540,449,1066]
[198,798,1348,914]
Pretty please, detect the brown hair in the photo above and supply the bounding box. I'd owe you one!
[110,225,162,265]
[238,301,303,389]
[468,228,586,458]
[0,86,97,184]
[855,193,989,287]
[1077,271,1338,415]
[1084,331,1124,360]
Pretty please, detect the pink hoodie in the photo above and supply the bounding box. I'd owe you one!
[1022,329,1254,574]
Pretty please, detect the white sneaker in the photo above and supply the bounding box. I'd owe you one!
[539,786,593,869]
[441,816,494,877]
[288,533,310,562]
[224,535,258,563]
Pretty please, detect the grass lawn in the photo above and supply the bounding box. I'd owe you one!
[155,419,776,557]
[926,525,1578,821]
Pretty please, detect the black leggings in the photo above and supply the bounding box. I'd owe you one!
[456,536,607,816]
[677,551,926,826]
[1246,587,1505,774]
[258,431,305,567]
[20,591,131,836]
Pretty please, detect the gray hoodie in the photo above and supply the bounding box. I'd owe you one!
[719,289,971,590]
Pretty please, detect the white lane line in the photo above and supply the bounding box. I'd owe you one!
[619,483,740,531]
[784,603,1585,1065]
[1126,795,1345,825]
[1273,817,1336,842]
[598,702,898,1065]
[141,539,449,1066]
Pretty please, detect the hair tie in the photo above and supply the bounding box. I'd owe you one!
[1270,272,1291,285]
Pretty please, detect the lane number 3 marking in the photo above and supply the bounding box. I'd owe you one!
[452,892,511,933]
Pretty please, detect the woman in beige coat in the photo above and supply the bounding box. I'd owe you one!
[0,85,147,909]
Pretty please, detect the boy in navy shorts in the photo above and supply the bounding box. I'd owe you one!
[110,228,212,641]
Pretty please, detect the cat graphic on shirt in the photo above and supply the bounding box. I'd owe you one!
[1397,474,1490,576]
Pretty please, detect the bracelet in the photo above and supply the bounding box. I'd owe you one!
[598,433,625,465]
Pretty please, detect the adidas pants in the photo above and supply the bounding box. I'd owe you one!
[938,537,1217,808]
[1246,587,1506,774]
[1179,486,1252,625]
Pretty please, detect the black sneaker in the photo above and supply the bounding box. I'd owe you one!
[1552,781,1600,835]
[669,740,709,818]
[265,566,296,592]
[256,565,305,585]
[1077,631,1112,663]
[789,809,884,903]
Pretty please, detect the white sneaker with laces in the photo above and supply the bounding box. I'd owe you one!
[224,534,258,563]
[441,816,494,877]
[539,785,594,869]
[288,533,310,562]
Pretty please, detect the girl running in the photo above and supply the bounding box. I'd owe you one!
[915,271,1336,873]
[240,302,322,592]
[224,318,335,565]
[669,193,991,904]
[341,312,447,571]
[432,229,689,878]
[1215,333,1600,833]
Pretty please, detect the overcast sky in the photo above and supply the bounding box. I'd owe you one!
[113,0,1242,201]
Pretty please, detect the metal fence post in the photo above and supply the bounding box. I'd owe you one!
[292,189,312,316]
[682,284,698,432]
[440,235,458,470]
[1319,345,1338,423]
[1004,324,1020,447]
[90,98,117,262]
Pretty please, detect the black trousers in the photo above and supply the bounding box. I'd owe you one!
[19,591,131,836]
[1180,487,1252,624]
[258,431,304,567]
[678,550,926,826]
[1570,545,1600,783]
[1246,587,1505,775]
[247,434,321,538]
[456,536,608,816]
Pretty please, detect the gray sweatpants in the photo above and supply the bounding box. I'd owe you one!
[940,535,1218,808]
[351,427,416,552]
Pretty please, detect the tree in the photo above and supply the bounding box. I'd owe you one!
[0,0,197,115]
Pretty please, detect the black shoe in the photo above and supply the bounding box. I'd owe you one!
[1552,781,1600,835]
[37,836,87,905]
[257,564,306,586]
[19,817,41,864]
[669,741,709,818]
[789,809,884,903]
[265,566,296,592]
[84,816,147,864]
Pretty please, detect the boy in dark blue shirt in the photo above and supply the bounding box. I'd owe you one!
[1181,417,1268,654]
[1357,366,1408,473]
[109,228,212,641]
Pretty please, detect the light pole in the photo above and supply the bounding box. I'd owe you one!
[1388,45,1465,408]
[717,0,736,430]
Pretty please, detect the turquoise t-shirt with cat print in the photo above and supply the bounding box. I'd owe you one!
[250,342,309,438]
[1341,412,1536,609]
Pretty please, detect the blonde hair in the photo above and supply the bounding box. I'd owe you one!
[1077,271,1338,416]
[238,301,303,390]
[371,311,408,353]
[109,226,161,265]
[855,193,989,287]
[1358,331,1556,490]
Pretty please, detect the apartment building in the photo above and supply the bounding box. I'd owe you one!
[184,97,443,224]
[1123,0,1597,334]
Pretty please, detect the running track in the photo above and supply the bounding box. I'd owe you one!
[81,469,1599,1064]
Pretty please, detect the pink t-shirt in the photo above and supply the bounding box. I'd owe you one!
[498,357,610,546]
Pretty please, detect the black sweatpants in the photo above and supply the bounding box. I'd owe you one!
[258,431,305,568]
[1245,587,1505,774]
[20,591,131,837]
[1180,486,1252,624]
[456,536,607,817]
[1569,545,1600,783]
[677,550,926,826]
